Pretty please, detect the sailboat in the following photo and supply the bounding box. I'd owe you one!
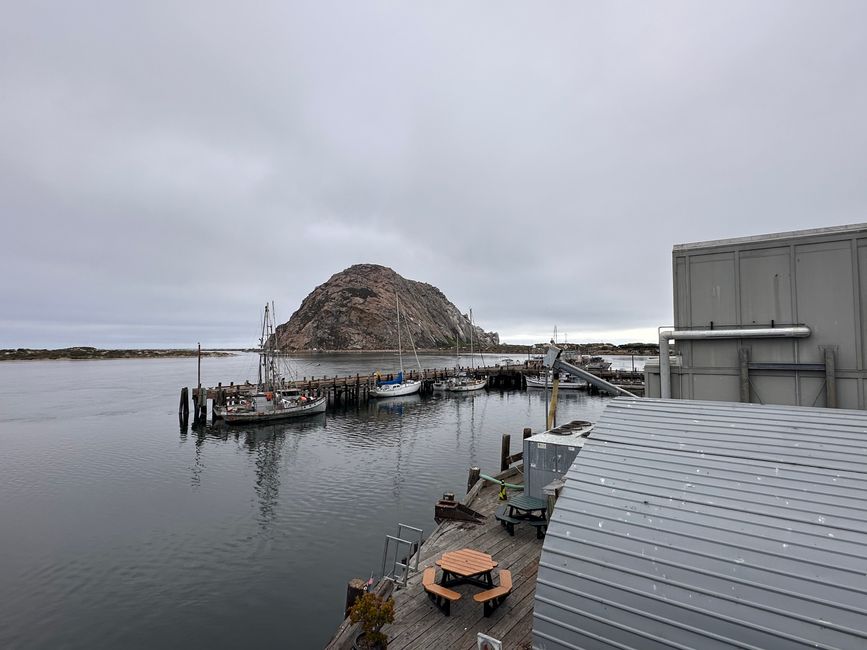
[446,309,487,392]
[432,334,461,391]
[215,303,327,423]
[370,294,422,397]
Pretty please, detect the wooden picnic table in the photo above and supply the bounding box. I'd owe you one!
[436,548,498,588]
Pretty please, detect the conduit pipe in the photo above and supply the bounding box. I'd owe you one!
[659,325,812,399]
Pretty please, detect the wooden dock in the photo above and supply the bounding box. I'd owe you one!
[327,469,542,649]
[180,363,645,426]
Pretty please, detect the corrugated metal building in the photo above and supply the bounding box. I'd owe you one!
[645,223,867,409]
[534,397,867,650]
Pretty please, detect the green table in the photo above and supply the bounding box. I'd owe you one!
[507,494,547,521]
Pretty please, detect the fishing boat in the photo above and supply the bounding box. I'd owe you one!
[216,303,327,423]
[371,294,421,398]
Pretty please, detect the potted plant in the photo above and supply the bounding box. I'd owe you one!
[349,591,395,649]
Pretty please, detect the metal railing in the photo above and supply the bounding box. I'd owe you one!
[380,523,423,589]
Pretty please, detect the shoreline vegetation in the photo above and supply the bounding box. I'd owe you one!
[0,347,239,361]
[1,343,658,362]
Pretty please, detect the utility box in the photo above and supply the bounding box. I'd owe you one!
[523,420,593,500]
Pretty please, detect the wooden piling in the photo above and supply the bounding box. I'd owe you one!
[467,466,481,494]
[178,387,189,418]
[344,578,368,619]
[198,387,207,424]
[523,427,532,439]
[500,434,511,471]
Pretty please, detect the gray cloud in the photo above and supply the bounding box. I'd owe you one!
[2,1,866,347]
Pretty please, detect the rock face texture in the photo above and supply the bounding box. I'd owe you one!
[275,264,499,351]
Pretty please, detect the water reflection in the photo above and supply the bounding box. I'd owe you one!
[373,393,421,416]
[234,416,326,528]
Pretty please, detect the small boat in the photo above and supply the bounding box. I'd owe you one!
[445,308,486,392]
[371,371,421,397]
[371,293,421,398]
[525,373,587,390]
[582,355,612,371]
[445,374,487,392]
[215,303,326,424]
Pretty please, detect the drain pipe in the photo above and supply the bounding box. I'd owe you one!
[658,325,812,399]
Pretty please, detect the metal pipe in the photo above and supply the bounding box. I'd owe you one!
[658,325,812,399]
[550,356,637,397]
[659,331,671,401]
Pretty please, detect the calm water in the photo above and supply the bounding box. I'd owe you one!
[0,353,644,649]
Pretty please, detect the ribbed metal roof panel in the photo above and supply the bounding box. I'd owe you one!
[534,398,867,650]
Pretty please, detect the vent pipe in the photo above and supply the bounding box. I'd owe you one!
[659,325,812,399]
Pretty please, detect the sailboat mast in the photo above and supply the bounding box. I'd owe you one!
[267,300,277,390]
[469,308,474,369]
[259,303,268,387]
[396,292,404,375]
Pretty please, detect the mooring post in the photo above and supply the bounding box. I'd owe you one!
[500,434,511,471]
[191,390,199,426]
[467,466,481,494]
[213,384,224,423]
[523,427,532,439]
[199,387,207,423]
[178,387,188,417]
[344,578,368,619]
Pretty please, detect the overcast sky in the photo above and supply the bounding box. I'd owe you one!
[2,1,866,348]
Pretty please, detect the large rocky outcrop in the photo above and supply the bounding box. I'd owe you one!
[275,264,499,351]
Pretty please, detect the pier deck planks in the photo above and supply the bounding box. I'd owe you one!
[383,478,542,650]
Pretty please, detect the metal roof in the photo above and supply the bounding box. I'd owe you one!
[534,397,867,650]
[673,221,867,252]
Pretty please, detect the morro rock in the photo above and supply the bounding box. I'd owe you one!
[275,264,499,351]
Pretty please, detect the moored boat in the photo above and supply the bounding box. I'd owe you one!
[525,373,587,390]
[445,308,487,392]
[445,375,487,392]
[370,293,422,398]
[215,303,327,424]
[220,388,326,423]
[371,371,421,397]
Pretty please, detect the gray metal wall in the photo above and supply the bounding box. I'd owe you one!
[647,223,867,409]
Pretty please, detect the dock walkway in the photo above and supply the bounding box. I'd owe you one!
[329,471,542,649]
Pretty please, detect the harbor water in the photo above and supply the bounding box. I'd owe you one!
[0,352,645,649]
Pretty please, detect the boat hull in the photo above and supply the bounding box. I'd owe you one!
[525,376,586,390]
[219,396,327,424]
[445,378,487,392]
[370,380,421,397]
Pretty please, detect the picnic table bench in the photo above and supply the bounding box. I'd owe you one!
[495,494,549,538]
[495,506,522,535]
[422,567,460,616]
[473,569,513,617]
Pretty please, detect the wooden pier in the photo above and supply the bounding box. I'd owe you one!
[178,364,645,426]
[326,468,541,649]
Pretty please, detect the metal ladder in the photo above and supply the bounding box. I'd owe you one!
[380,523,423,589]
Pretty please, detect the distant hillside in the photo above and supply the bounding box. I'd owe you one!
[275,264,499,351]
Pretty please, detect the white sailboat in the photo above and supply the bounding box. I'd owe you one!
[446,308,486,392]
[216,303,327,423]
[371,294,422,398]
